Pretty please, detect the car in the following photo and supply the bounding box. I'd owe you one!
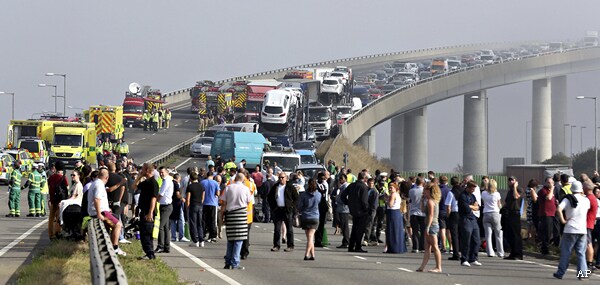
[202,124,228,138]
[3,149,34,174]
[261,89,294,125]
[295,163,327,183]
[293,140,316,151]
[335,105,353,124]
[190,137,213,157]
[321,77,344,95]
[419,71,432,79]
[18,138,49,165]
[0,153,15,185]
[447,60,461,71]
[382,84,397,93]
[297,149,318,165]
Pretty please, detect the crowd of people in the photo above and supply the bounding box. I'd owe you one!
[8,147,600,280]
[142,108,172,132]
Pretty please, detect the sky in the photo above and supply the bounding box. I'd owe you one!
[1,0,600,172]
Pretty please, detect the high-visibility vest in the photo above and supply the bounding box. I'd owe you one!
[102,141,112,151]
[153,113,159,122]
[40,172,48,194]
[119,143,129,154]
[347,173,357,183]
[10,169,22,190]
[28,171,43,191]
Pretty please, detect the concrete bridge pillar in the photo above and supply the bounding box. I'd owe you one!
[390,115,404,171]
[403,107,427,172]
[532,78,552,163]
[356,129,376,155]
[551,76,567,156]
[463,90,488,175]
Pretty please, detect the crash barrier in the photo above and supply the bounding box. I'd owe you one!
[89,218,128,285]
[160,41,530,103]
[145,134,201,165]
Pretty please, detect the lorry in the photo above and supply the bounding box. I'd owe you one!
[300,67,334,83]
[122,85,165,128]
[430,58,448,75]
[190,80,215,113]
[584,31,598,47]
[210,131,268,167]
[84,105,124,141]
[49,122,97,167]
[245,80,282,122]
[308,106,334,140]
[283,70,313,80]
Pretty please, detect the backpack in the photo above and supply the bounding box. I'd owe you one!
[53,175,69,202]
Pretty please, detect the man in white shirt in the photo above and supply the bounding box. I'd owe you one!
[554,181,590,280]
[156,166,174,253]
[89,168,126,256]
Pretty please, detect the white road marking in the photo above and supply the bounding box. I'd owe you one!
[322,247,330,250]
[174,124,179,127]
[294,238,301,242]
[518,258,600,277]
[152,133,156,136]
[398,268,413,272]
[353,256,367,260]
[175,158,192,169]
[171,241,242,284]
[0,219,47,257]
[185,120,189,123]
[254,225,261,228]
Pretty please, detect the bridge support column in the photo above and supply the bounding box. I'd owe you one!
[463,91,488,175]
[532,78,552,163]
[403,107,427,172]
[551,76,567,156]
[390,115,404,171]
[356,129,376,155]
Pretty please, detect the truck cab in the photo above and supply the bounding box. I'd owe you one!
[261,148,301,176]
[308,106,333,140]
[430,58,449,75]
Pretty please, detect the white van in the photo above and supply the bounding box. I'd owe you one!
[351,97,363,112]
[261,90,292,125]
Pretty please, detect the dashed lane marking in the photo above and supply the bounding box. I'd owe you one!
[398,268,413,272]
[294,238,301,242]
[353,256,367,260]
[171,243,242,285]
[0,219,47,257]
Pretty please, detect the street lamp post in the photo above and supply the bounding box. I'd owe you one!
[45,73,66,115]
[571,125,577,156]
[38,84,58,113]
[564,124,570,155]
[0,92,15,120]
[576,96,598,171]
[580,126,587,153]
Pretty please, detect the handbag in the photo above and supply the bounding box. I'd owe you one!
[293,213,301,228]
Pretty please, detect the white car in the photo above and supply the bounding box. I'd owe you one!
[321,77,344,95]
[261,89,293,125]
[329,71,349,85]
[190,137,213,157]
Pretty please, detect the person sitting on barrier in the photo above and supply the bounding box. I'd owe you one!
[88,168,127,256]
[60,170,84,240]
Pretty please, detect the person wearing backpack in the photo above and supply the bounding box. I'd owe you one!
[48,161,69,239]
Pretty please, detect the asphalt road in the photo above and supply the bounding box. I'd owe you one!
[157,156,600,285]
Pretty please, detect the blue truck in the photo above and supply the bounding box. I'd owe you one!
[210,131,268,167]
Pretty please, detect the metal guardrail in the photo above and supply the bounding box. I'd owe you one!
[145,134,201,165]
[89,218,128,285]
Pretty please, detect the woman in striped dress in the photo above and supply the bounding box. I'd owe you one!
[220,173,251,270]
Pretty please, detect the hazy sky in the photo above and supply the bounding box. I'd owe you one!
[2,0,600,172]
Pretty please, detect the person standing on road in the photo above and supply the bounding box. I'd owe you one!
[186,172,205,247]
[335,174,350,248]
[6,162,23,218]
[503,176,524,260]
[537,177,557,255]
[481,179,504,258]
[341,172,369,253]
[220,173,251,270]
[134,163,159,259]
[409,177,426,253]
[170,173,187,242]
[445,177,462,260]
[156,166,174,253]
[24,164,45,217]
[384,182,406,254]
[201,171,220,243]
[297,178,321,261]
[48,161,68,237]
[438,176,450,253]
[417,183,442,273]
[89,168,126,256]
[554,180,590,280]
[267,172,298,252]
[314,172,329,247]
[584,181,598,272]
[458,181,481,267]
[39,164,49,217]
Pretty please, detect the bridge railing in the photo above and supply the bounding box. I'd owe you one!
[343,45,594,127]
[88,218,128,285]
[145,134,201,165]
[160,42,524,103]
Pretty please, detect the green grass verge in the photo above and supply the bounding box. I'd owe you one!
[17,239,185,285]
